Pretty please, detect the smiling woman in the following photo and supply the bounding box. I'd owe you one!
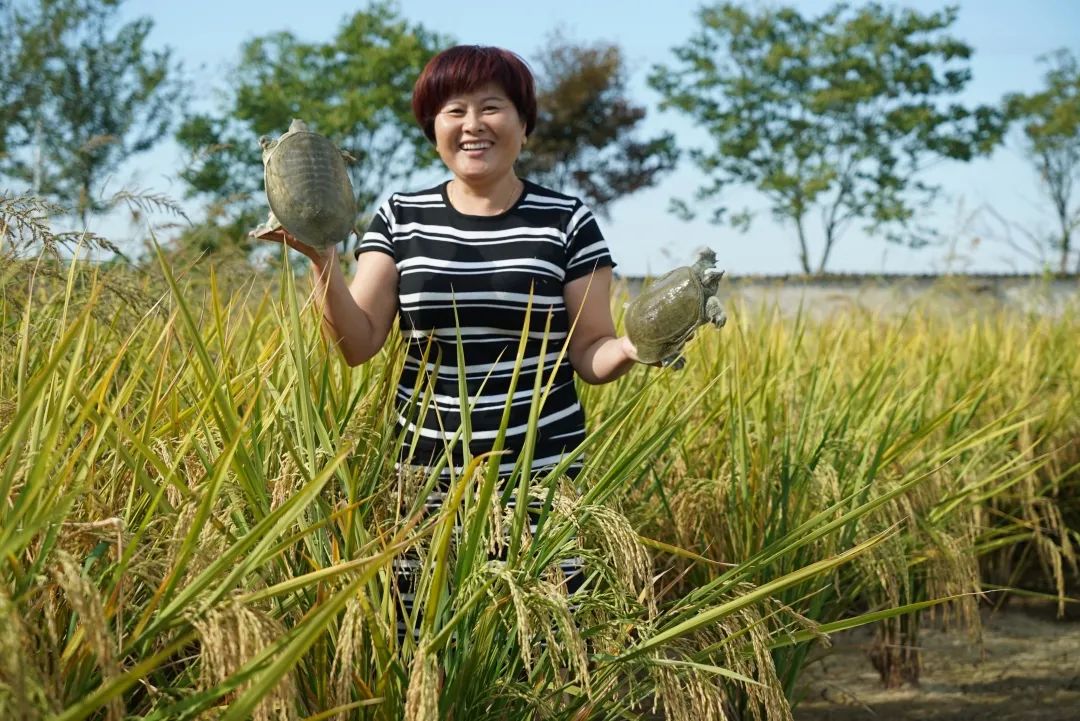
[253,43,648,639]
[434,82,527,214]
[331,44,645,468]
[412,48,534,215]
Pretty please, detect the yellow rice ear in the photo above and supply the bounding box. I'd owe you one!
[403,645,439,721]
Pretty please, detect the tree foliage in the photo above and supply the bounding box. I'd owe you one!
[1005,49,1080,274]
[176,2,447,254]
[0,0,183,223]
[517,32,677,217]
[649,2,1004,274]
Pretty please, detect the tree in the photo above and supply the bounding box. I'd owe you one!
[176,2,447,254]
[0,0,183,224]
[0,0,61,167]
[649,2,1004,274]
[516,32,677,217]
[0,1,19,161]
[1005,49,1080,274]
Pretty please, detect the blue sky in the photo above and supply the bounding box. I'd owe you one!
[115,0,1080,275]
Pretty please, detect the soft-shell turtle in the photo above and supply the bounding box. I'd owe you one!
[625,247,727,367]
[258,119,356,249]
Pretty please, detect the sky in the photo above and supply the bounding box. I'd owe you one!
[108,0,1080,275]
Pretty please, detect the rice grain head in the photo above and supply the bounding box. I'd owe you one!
[536,580,591,693]
[153,439,209,509]
[686,588,798,721]
[0,586,53,719]
[189,598,297,721]
[651,660,728,721]
[1026,496,1079,617]
[576,502,655,617]
[403,645,439,721]
[669,470,734,552]
[330,596,366,716]
[342,395,381,447]
[924,523,983,634]
[489,565,537,670]
[484,562,591,694]
[269,454,301,512]
[51,550,123,721]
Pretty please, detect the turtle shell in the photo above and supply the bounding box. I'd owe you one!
[263,126,356,249]
[625,267,706,364]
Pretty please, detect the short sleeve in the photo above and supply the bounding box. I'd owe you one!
[564,201,616,282]
[353,197,396,261]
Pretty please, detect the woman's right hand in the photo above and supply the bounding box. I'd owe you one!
[249,226,335,264]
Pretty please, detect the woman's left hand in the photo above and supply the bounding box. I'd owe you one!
[620,335,669,368]
[619,335,643,364]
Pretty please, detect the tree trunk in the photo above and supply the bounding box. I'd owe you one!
[794,214,811,274]
[1055,197,1071,273]
[1056,213,1071,274]
[32,115,44,195]
[1049,157,1072,274]
[79,181,91,228]
[815,227,837,275]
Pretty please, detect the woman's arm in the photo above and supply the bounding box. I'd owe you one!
[309,249,399,366]
[254,227,398,366]
[563,266,640,384]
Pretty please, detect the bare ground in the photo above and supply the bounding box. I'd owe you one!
[794,601,1080,721]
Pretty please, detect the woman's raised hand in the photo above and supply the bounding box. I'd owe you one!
[248,224,335,264]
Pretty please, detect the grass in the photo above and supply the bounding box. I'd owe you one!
[0,219,1077,718]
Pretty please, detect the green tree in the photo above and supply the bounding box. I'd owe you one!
[0,1,19,161]
[0,0,183,224]
[0,0,64,166]
[649,2,1004,274]
[176,2,446,254]
[1005,49,1080,274]
[517,32,677,217]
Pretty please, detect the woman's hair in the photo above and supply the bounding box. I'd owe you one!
[412,45,536,143]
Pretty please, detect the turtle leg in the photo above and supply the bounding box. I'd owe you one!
[660,352,686,371]
[706,296,727,328]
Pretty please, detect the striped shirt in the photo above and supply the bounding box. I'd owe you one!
[356,179,615,477]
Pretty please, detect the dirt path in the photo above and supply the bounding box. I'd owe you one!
[794,602,1080,721]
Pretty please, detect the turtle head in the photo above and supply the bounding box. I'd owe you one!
[692,246,718,275]
[692,247,725,292]
[258,134,277,163]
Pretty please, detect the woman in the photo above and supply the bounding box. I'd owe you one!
[260,44,642,478]
[256,46,644,628]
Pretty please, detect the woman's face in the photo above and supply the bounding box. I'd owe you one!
[433,83,527,186]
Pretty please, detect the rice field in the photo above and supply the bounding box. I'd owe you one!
[1,226,1078,719]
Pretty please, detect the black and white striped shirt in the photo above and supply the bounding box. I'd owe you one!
[357,179,615,477]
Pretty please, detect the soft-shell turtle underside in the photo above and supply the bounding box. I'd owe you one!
[259,119,356,249]
[625,247,727,366]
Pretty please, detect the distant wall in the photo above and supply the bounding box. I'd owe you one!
[614,274,1080,318]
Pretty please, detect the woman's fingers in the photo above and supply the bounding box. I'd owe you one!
[620,336,647,365]
[249,227,330,261]
[620,336,667,368]
[249,227,289,243]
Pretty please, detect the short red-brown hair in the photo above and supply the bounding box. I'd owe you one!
[412,45,536,143]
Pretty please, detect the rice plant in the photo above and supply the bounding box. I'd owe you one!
[603,285,1080,692]
[1,226,1076,718]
